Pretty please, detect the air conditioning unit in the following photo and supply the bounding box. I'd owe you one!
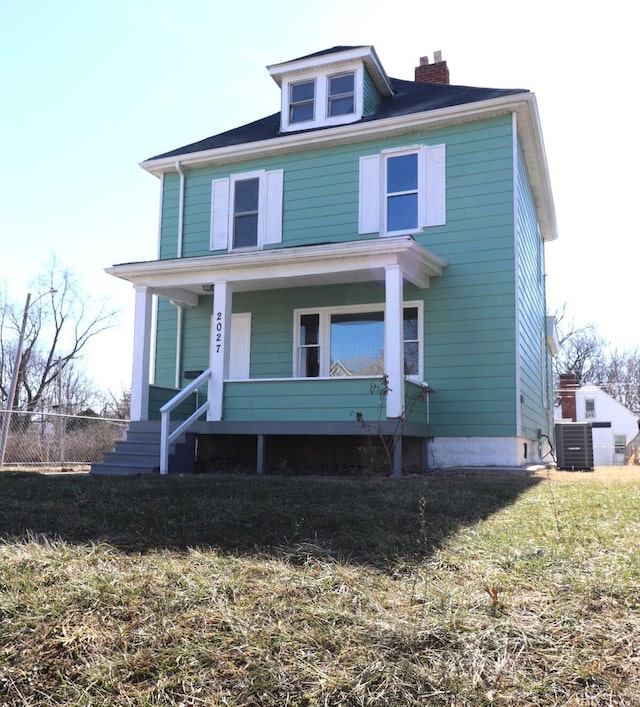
[555,423,594,471]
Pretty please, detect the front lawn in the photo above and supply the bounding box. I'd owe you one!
[0,468,638,705]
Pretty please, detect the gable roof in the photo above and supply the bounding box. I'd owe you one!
[147,77,528,162]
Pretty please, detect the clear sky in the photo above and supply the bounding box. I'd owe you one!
[1,0,637,395]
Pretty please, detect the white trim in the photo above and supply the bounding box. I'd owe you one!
[229,312,252,379]
[208,281,232,421]
[358,154,381,234]
[292,300,423,382]
[384,264,404,418]
[108,236,447,294]
[130,286,153,422]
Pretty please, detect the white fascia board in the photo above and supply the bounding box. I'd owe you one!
[106,236,447,292]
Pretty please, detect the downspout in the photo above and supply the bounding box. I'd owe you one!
[175,161,185,258]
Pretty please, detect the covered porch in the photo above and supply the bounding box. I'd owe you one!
[107,235,446,474]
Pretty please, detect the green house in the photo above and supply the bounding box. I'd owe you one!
[99,46,558,475]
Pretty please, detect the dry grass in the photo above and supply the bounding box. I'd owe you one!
[0,467,638,705]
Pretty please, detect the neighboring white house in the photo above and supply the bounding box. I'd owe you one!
[555,375,639,465]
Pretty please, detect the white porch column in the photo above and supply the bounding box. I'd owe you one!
[384,264,404,419]
[208,280,232,421]
[130,286,153,422]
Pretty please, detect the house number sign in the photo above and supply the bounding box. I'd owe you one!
[215,311,223,354]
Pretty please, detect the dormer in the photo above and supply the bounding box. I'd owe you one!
[268,45,394,133]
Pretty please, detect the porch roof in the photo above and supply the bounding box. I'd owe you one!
[106,236,447,306]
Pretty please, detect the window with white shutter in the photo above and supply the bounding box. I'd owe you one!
[210,169,284,251]
[359,144,446,235]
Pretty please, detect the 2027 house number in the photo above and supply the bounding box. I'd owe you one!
[215,311,223,353]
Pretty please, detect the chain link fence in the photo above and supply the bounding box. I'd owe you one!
[0,410,128,467]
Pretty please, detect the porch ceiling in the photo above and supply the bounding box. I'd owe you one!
[106,236,447,305]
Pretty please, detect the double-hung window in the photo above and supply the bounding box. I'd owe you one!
[328,72,355,117]
[289,79,315,124]
[295,303,423,380]
[359,144,446,235]
[211,169,284,251]
[386,152,419,233]
[232,177,260,249]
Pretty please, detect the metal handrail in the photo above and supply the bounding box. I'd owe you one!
[159,368,211,474]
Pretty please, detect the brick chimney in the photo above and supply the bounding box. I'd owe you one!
[559,373,578,422]
[415,50,450,85]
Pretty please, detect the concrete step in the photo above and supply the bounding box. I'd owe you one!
[90,422,196,476]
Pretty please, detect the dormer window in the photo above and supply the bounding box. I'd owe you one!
[289,80,315,124]
[268,46,393,134]
[328,72,355,117]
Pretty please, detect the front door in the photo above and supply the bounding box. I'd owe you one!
[229,313,251,379]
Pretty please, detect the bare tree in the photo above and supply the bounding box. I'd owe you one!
[0,261,116,413]
[552,304,607,386]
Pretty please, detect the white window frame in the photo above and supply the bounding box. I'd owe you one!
[229,171,265,250]
[280,63,362,132]
[585,398,595,418]
[327,71,355,118]
[289,78,316,125]
[383,147,423,237]
[359,144,446,235]
[293,301,423,380]
[210,168,284,252]
[614,435,626,454]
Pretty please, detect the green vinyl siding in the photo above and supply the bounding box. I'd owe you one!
[223,378,380,423]
[362,69,380,115]
[515,139,551,439]
[180,296,213,386]
[154,299,178,388]
[159,172,180,260]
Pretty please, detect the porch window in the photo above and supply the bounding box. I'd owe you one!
[330,311,384,376]
[298,313,320,377]
[294,303,422,379]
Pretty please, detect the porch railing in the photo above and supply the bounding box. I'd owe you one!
[159,368,211,474]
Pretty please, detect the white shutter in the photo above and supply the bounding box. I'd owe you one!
[263,169,284,245]
[422,144,446,227]
[210,178,230,250]
[358,154,381,234]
